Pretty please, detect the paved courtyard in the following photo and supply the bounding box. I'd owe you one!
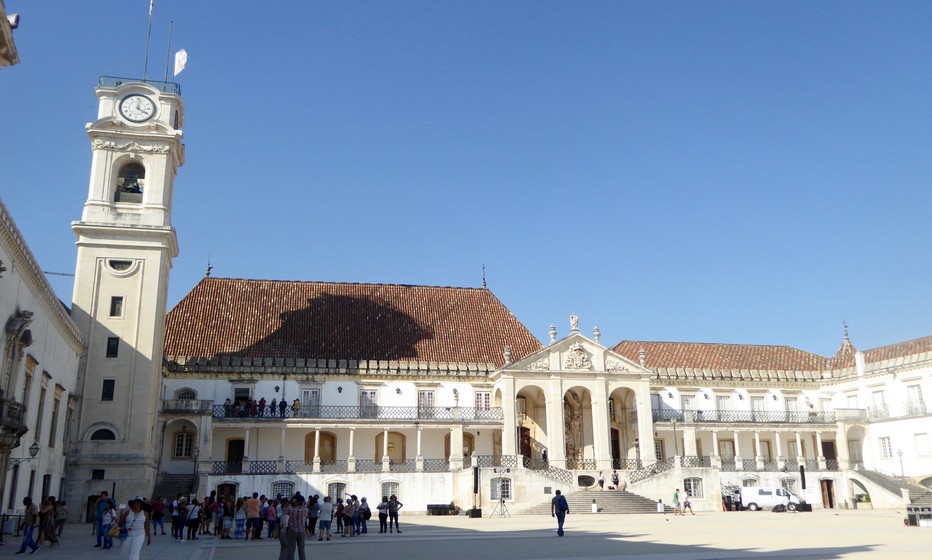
[6,510,929,560]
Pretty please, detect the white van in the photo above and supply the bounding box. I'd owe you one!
[741,487,800,511]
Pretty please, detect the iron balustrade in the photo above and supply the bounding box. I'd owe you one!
[211,404,503,422]
[682,455,712,468]
[762,461,780,472]
[98,76,181,94]
[611,458,643,470]
[628,457,676,483]
[318,461,348,474]
[389,460,417,473]
[161,399,213,414]
[354,459,382,473]
[783,460,799,471]
[565,458,599,470]
[211,461,242,475]
[905,402,927,417]
[805,459,820,471]
[249,460,278,474]
[825,459,839,471]
[868,406,890,421]
[422,458,450,472]
[741,459,758,471]
[283,460,314,474]
[475,455,519,469]
[720,459,736,472]
[653,408,836,424]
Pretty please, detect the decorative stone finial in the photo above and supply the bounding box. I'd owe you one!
[639,347,647,368]
[503,345,512,364]
[570,313,579,333]
[549,324,557,343]
[593,324,601,342]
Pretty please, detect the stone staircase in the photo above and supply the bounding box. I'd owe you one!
[152,474,194,500]
[852,466,932,506]
[521,488,673,515]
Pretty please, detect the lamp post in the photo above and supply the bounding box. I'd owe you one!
[8,441,39,467]
[897,449,905,483]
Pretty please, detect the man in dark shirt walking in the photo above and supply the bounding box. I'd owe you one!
[550,490,569,537]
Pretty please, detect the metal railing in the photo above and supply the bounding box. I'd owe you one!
[868,406,890,421]
[211,404,503,422]
[805,459,820,471]
[249,460,278,474]
[652,408,836,424]
[283,460,314,474]
[611,458,643,470]
[720,459,736,472]
[98,76,181,94]
[761,460,779,472]
[522,457,574,485]
[682,455,712,468]
[825,459,839,471]
[161,399,213,414]
[741,459,758,471]
[211,461,242,475]
[905,402,927,417]
[565,458,599,470]
[629,457,676,483]
[353,459,381,473]
[389,460,417,473]
[319,460,348,474]
[422,458,450,472]
[852,464,904,495]
[475,455,519,469]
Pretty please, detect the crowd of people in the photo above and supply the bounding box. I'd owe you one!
[222,397,305,418]
[12,496,69,553]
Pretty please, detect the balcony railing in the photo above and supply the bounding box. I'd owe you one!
[212,404,503,422]
[867,406,890,421]
[98,76,181,94]
[0,399,27,431]
[162,399,213,414]
[475,455,519,469]
[611,458,643,470]
[652,408,835,424]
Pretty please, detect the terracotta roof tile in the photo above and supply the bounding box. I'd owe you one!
[164,278,542,367]
[611,340,830,371]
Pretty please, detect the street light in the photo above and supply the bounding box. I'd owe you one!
[897,449,905,483]
[8,441,40,467]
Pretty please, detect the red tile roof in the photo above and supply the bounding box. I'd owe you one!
[860,335,932,365]
[163,277,542,367]
[612,340,830,371]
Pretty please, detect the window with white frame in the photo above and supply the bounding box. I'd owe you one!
[360,390,377,418]
[418,390,435,418]
[328,482,347,502]
[915,433,930,457]
[681,395,695,411]
[872,391,886,414]
[846,395,858,408]
[785,398,798,413]
[174,431,193,459]
[907,385,925,414]
[381,481,399,500]
[683,477,703,499]
[821,398,833,412]
[176,389,196,400]
[879,437,893,459]
[608,398,615,421]
[716,396,732,412]
[490,477,512,500]
[780,478,798,494]
[475,391,491,409]
[272,482,294,498]
[654,439,664,461]
[742,478,758,487]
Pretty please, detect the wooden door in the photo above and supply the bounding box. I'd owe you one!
[820,479,835,508]
[519,427,532,457]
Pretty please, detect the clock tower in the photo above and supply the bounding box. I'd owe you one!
[69,77,184,502]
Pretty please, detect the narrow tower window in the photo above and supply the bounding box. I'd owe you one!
[109,296,124,317]
[106,337,119,358]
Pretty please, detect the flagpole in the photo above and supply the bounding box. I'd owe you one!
[143,0,154,80]
[164,20,174,82]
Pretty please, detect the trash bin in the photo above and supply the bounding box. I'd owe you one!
[657,500,664,513]
[907,507,919,526]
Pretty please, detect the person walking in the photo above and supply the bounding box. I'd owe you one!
[683,489,695,515]
[121,498,151,560]
[17,497,40,554]
[673,488,682,516]
[54,501,69,537]
[276,498,290,560]
[94,491,110,547]
[284,497,308,560]
[387,495,403,534]
[550,490,569,537]
[611,470,620,490]
[598,472,605,490]
[245,493,262,540]
[100,500,117,550]
[39,496,59,548]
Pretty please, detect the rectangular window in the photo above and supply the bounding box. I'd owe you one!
[684,477,704,499]
[272,482,294,498]
[35,386,47,442]
[788,441,798,458]
[301,388,320,406]
[608,398,615,421]
[380,482,399,502]
[418,390,435,419]
[106,337,119,358]
[650,393,661,412]
[716,396,732,412]
[907,385,925,415]
[785,398,798,413]
[681,395,695,411]
[879,437,893,459]
[490,477,512,500]
[475,392,491,409]
[915,434,930,457]
[48,397,61,448]
[233,387,252,402]
[109,296,124,317]
[654,439,664,461]
[7,466,19,509]
[742,479,758,487]
[92,469,105,480]
[360,390,377,418]
[821,398,833,412]
[846,395,858,408]
[174,432,193,458]
[872,390,886,417]
[719,440,735,459]
[752,397,765,413]
[101,379,115,401]
[760,441,772,461]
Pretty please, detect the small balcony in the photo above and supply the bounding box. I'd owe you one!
[0,398,28,437]
[162,399,214,414]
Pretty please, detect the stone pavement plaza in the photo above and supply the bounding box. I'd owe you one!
[7,510,930,560]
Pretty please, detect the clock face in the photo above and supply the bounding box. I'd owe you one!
[119,94,156,122]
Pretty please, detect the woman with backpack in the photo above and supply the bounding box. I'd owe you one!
[358,497,371,534]
[185,499,202,541]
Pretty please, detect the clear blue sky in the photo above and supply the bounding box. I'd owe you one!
[2,1,930,356]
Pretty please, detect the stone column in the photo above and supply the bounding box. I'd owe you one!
[313,428,321,472]
[502,377,517,456]
[816,431,826,470]
[754,431,763,469]
[710,431,722,468]
[416,425,424,471]
[277,426,286,472]
[450,425,465,470]
[683,424,698,456]
[733,431,742,465]
[795,431,804,464]
[591,379,612,469]
[381,428,390,472]
[548,377,567,467]
[636,381,656,466]
[775,431,783,468]
[835,423,850,470]
[347,427,356,471]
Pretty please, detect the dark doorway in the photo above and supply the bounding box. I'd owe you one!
[217,483,237,502]
[85,495,98,524]
[518,427,531,457]
[611,429,620,469]
[820,479,835,509]
[821,441,838,460]
[226,439,245,474]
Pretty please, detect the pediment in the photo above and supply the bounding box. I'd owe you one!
[504,332,648,375]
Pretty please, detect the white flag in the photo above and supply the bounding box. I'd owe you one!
[173,49,187,77]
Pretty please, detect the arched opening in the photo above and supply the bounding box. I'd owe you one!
[516,385,548,461]
[375,431,406,462]
[304,431,336,463]
[845,425,867,466]
[90,429,116,441]
[115,162,145,203]
[563,387,594,468]
[608,387,640,468]
[175,388,196,400]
